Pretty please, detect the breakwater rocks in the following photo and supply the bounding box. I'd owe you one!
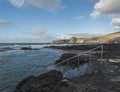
[14,70,78,92]
[55,53,89,67]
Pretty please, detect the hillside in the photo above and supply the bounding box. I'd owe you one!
[53,32,120,44]
[83,31,120,43]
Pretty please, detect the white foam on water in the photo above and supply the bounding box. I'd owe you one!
[0,43,77,51]
[109,59,119,63]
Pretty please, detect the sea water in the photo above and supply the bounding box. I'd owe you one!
[0,43,90,92]
[0,43,64,92]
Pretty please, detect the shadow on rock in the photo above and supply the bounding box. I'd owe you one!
[14,70,78,92]
[55,53,89,67]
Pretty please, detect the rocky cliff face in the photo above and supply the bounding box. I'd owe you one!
[69,37,77,43]
[69,37,85,43]
[54,32,120,44]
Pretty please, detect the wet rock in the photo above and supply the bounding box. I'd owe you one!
[110,76,120,82]
[14,70,63,92]
[0,47,12,52]
[14,70,78,92]
[14,60,120,92]
[21,47,39,50]
[47,44,120,51]
[55,53,89,67]
[47,44,120,59]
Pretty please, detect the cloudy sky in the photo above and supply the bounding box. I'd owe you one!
[0,0,120,43]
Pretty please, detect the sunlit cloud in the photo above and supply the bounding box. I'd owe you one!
[24,27,56,41]
[9,0,25,8]
[111,18,120,30]
[9,0,63,12]
[90,0,120,18]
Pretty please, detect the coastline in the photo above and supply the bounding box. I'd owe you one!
[0,46,63,92]
[46,43,120,59]
[14,43,120,92]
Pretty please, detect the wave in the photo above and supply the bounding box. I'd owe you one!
[0,43,73,51]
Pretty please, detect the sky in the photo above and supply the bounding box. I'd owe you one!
[0,0,120,43]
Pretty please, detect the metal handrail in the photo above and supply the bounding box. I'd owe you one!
[47,45,103,70]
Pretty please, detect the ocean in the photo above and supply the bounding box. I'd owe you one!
[0,43,65,92]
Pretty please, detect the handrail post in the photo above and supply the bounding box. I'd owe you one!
[78,55,80,67]
[67,60,69,66]
[89,51,92,66]
[101,45,103,61]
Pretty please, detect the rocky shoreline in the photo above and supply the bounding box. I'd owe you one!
[14,60,120,92]
[14,70,79,92]
[47,43,120,51]
[55,53,89,67]
[47,44,120,59]
[14,44,120,92]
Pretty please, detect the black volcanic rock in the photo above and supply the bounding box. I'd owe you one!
[14,70,63,92]
[21,47,39,50]
[14,60,120,92]
[55,53,89,67]
[14,70,79,92]
[47,44,120,59]
[47,44,120,51]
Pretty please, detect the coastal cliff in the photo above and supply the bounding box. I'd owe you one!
[53,32,120,44]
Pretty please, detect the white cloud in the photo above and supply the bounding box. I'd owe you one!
[9,0,62,12]
[28,0,61,12]
[111,18,120,30]
[67,33,101,38]
[24,27,56,41]
[90,0,120,18]
[0,19,8,25]
[0,27,56,43]
[75,16,84,20]
[9,0,25,8]
[25,27,47,37]
[84,0,98,3]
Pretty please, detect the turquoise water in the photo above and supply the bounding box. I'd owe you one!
[0,48,63,92]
